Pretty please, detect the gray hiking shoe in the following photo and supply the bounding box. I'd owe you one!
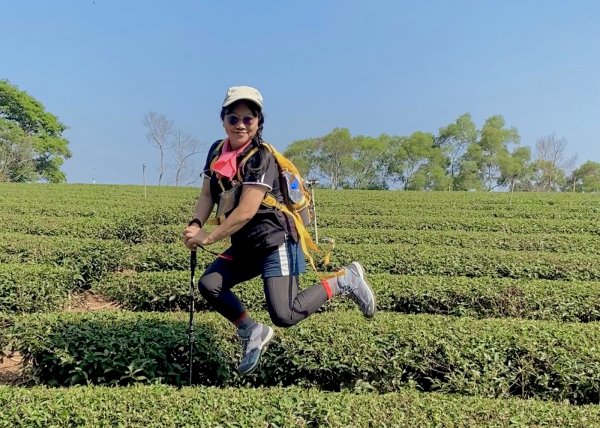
[237,322,274,375]
[338,262,376,318]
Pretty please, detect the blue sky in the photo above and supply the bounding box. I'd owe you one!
[2,0,599,185]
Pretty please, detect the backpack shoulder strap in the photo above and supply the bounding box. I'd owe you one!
[208,139,227,171]
[236,145,260,182]
[262,194,319,272]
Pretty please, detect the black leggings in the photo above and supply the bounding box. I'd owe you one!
[198,256,328,327]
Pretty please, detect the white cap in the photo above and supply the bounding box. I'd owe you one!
[222,86,263,109]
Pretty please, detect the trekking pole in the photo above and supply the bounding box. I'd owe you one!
[187,249,197,386]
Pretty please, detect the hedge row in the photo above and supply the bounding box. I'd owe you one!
[315,201,600,220]
[1,385,599,427]
[7,311,600,404]
[369,273,600,322]
[332,243,600,280]
[1,198,193,219]
[324,227,600,254]
[4,210,600,238]
[7,215,600,252]
[5,193,598,220]
[0,234,222,286]
[0,264,80,314]
[0,214,183,243]
[0,234,126,286]
[95,271,600,322]
[4,183,596,203]
[3,234,598,283]
[4,260,597,320]
[0,182,196,201]
[314,189,598,205]
[348,190,598,208]
[316,213,600,235]
[120,242,600,281]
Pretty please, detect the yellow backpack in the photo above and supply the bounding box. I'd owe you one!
[208,140,321,271]
[259,143,319,270]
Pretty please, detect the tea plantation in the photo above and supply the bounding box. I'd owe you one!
[1,183,600,427]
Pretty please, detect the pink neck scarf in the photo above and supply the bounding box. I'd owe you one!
[211,138,252,180]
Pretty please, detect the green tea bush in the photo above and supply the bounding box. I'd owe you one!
[9,311,235,387]
[0,314,12,359]
[4,184,600,415]
[95,271,600,322]
[0,234,126,286]
[332,243,600,280]
[95,270,263,312]
[124,242,600,280]
[0,211,186,243]
[1,385,599,427]
[8,311,600,404]
[123,242,228,272]
[0,214,114,239]
[370,274,600,322]
[317,213,600,235]
[94,270,210,311]
[325,227,600,255]
[0,264,80,314]
[141,224,181,243]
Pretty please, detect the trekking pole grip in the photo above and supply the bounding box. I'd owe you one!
[190,249,197,272]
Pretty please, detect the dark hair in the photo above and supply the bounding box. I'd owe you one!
[220,100,268,174]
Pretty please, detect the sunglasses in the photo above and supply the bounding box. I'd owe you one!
[225,115,257,126]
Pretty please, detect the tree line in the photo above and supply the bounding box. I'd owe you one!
[2,80,599,191]
[285,114,600,192]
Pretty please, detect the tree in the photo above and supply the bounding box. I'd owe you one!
[455,156,484,191]
[314,128,354,189]
[170,130,204,186]
[498,146,532,199]
[284,138,319,179]
[457,115,520,191]
[0,80,71,182]
[0,120,36,181]
[410,148,452,191]
[437,113,477,188]
[387,131,437,190]
[530,134,576,191]
[347,134,388,189]
[143,112,173,186]
[478,116,520,190]
[286,131,389,189]
[570,160,600,192]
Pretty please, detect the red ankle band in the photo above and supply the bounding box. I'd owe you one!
[321,279,333,300]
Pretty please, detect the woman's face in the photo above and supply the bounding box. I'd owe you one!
[223,102,259,149]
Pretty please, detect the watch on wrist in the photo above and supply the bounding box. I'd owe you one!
[188,219,202,228]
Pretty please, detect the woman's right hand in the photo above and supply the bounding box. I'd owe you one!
[183,225,210,250]
[183,225,200,250]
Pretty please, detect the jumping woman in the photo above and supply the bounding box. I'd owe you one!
[183,86,375,374]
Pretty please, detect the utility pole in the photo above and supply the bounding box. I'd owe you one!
[307,179,320,244]
[142,163,147,198]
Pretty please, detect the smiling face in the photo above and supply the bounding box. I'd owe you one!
[222,101,260,149]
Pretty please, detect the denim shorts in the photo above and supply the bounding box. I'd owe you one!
[261,238,306,278]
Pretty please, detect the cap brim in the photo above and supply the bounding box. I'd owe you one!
[222,97,263,109]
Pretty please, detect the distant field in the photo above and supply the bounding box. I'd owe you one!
[1,183,600,426]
